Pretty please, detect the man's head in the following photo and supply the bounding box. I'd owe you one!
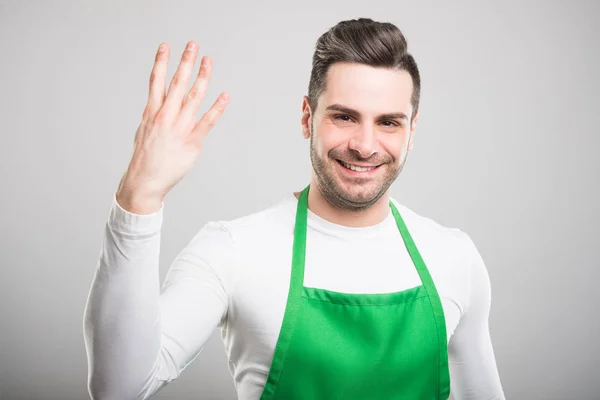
[301,18,421,211]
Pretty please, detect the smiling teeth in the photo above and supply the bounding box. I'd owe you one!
[340,161,376,172]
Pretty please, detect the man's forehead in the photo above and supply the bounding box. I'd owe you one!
[320,63,413,115]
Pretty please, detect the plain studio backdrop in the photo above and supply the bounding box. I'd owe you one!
[1,1,599,399]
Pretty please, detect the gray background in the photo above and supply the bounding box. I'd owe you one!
[1,0,599,399]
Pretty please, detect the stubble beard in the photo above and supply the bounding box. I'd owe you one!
[309,130,408,213]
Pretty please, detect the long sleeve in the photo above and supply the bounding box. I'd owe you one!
[448,233,505,400]
[83,193,235,400]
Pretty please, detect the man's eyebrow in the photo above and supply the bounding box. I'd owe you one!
[325,103,408,120]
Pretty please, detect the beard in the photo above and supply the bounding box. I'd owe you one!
[309,129,408,212]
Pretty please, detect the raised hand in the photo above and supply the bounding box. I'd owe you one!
[116,41,229,214]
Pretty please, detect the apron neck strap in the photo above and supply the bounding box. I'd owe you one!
[293,184,437,293]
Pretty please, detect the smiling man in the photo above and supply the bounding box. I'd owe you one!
[84,18,506,400]
[305,62,416,221]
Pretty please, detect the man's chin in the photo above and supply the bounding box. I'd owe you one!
[333,183,383,205]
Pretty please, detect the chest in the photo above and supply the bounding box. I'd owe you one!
[227,239,467,357]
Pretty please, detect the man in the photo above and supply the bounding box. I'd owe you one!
[83,18,505,400]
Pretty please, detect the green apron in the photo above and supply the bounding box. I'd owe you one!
[259,185,450,400]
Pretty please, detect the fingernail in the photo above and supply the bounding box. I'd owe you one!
[158,44,166,52]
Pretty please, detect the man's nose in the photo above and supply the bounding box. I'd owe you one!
[348,124,377,159]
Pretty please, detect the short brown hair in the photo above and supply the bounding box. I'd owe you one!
[307,18,421,121]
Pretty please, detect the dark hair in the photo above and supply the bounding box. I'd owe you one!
[308,18,421,121]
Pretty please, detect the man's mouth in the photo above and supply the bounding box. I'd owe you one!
[336,159,381,172]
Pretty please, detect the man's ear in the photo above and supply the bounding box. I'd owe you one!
[301,96,312,139]
[408,111,419,151]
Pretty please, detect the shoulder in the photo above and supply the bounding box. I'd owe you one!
[181,194,296,283]
[389,198,473,254]
[207,194,296,244]
[390,198,485,304]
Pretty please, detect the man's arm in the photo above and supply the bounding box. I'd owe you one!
[448,233,505,400]
[83,193,234,399]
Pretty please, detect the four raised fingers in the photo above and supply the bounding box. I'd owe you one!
[143,40,228,141]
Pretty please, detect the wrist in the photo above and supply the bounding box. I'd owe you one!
[115,190,163,215]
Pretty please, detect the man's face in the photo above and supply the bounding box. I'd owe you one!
[302,62,418,211]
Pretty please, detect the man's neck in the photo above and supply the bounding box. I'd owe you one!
[293,179,391,228]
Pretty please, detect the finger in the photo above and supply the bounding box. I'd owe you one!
[144,43,169,121]
[189,92,230,147]
[177,55,213,127]
[160,41,199,121]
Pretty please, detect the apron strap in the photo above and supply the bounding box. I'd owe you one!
[260,185,309,398]
[390,202,450,396]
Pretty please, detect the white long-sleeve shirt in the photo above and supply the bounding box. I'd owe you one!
[83,191,506,400]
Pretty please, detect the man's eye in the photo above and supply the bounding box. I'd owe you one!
[334,115,353,122]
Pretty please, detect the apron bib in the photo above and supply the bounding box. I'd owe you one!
[259,185,450,400]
